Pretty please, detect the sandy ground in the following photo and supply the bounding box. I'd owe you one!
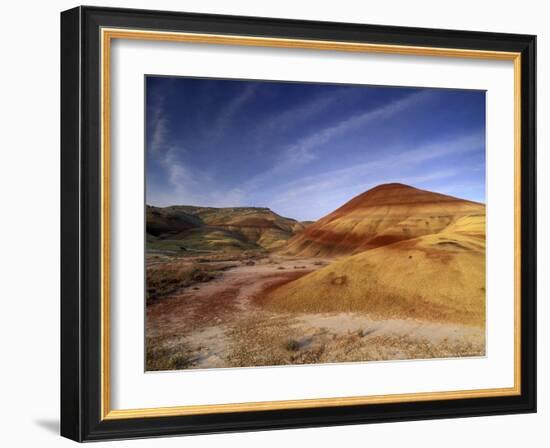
[146,255,485,370]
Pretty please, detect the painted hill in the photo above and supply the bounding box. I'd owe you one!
[267,215,486,325]
[281,183,485,257]
[147,206,203,237]
[146,205,305,253]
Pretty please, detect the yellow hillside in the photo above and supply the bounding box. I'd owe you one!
[267,215,486,326]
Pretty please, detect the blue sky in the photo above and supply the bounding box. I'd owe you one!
[146,76,485,221]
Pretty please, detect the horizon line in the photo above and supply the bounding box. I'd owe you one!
[146,182,486,222]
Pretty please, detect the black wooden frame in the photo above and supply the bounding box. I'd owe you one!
[61,6,537,442]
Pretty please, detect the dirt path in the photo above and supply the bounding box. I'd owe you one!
[146,256,485,371]
[146,256,325,368]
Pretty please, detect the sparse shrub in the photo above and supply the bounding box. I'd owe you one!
[146,339,197,371]
[169,353,194,370]
[146,262,219,303]
[284,339,300,352]
[193,270,216,283]
[277,266,285,270]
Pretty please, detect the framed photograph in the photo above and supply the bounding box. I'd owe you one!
[60,6,536,442]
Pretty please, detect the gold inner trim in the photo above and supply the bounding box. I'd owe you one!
[514,54,522,390]
[100,29,111,421]
[100,27,522,420]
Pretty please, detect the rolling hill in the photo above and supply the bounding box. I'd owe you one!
[267,223,485,325]
[146,205,305,253]
[267,185,486,325]
[281,183,485,257]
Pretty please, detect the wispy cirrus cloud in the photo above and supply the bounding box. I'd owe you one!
[146,77,486,220]
[148,145,248,208]
[233,89,435,196]
[264,130,485,219]
[250,87,358,142]
[277,129,485,196]
[147,79,177,155]
[148,101,168,154]
[272,169,465,221]
[209,83,258,141]
[169,89,442,212]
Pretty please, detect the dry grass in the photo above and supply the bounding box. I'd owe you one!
[224,314,325,367]
[146,337,197,371]
[222,313,484,368]
[146,262,219,304]
[267,231,486,326]
[146,311,485,371]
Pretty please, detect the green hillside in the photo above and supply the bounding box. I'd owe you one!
[146,205,305,254]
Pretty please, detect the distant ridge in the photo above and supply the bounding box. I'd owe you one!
[282,183,485,257]
[146,205,305,252]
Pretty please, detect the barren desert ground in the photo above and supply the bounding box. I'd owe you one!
[145,183,486,370]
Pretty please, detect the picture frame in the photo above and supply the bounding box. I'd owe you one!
[60,6,536,442]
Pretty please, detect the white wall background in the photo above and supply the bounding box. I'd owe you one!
[0,0,546,446]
